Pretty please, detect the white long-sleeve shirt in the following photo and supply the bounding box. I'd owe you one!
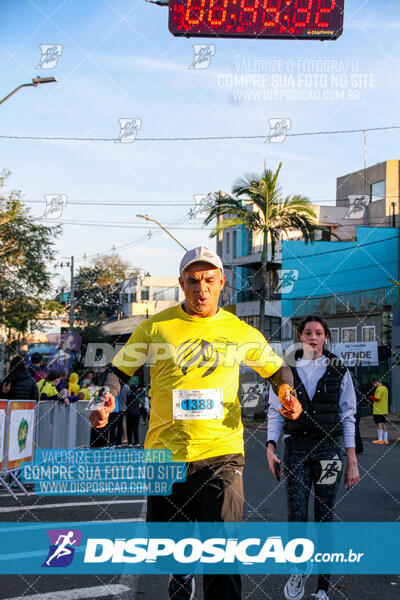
[267,358,356,448]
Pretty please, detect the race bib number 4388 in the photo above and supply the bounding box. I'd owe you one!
[173,389,223,420]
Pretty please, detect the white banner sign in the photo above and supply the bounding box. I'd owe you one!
[331,342,378,366]
[8,409,35,461]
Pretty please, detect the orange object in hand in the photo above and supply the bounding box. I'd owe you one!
[89,392,115,429]
[278,384,302,420]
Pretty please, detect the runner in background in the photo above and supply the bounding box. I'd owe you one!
[370,378,389,444]
[90,246,300,600]
[267,315,359,600]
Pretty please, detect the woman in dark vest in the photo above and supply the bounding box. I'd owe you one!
[267,315,359,600]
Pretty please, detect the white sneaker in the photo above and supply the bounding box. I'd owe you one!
[311,591,329,600]
[284,574,307,600]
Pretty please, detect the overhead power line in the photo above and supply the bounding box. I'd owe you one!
[1,125,400,143]
[19,193,400,207]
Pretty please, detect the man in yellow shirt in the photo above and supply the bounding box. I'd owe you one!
[370,378,389,444]
[90,246,300,600]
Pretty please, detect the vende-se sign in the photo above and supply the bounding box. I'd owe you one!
[331,342,378,366]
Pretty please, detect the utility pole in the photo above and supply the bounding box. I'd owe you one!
[0,337,5,381]
[69,256,75,331]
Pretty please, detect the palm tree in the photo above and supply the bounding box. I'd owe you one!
[204,161,326,333]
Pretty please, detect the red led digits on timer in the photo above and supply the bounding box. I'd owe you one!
[169,0,343,39]
[263,0,280,27]
[208,0,229,26]
[239,0,260,25]
[316,0,337,27]
[292,0,313,27]
[185,0,206,25]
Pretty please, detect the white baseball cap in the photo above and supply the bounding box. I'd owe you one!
[179,246,224,275]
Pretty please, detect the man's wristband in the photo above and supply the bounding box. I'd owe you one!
[266,440,276,450]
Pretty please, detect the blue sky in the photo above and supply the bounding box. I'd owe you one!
[0,0,399,281]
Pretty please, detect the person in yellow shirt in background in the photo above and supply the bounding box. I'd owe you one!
[38,371,69,405]
[90,246,301,600]
[68,372,80,396]
[370,378,389,444]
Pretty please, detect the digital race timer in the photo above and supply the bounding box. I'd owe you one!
[169,0,344,40]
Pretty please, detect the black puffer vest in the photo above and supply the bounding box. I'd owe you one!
[284,350,347,438]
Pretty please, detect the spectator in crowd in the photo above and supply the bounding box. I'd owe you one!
[38,371,68,404]
[80,370,95,387]
[125,382,142,447]
[1,356,39,401]
[370,378,389,444]
[64,371,83,403]
[28,352,47,383]
[114,382,129,446]
[140,386,150,424]
[56,370,68,393]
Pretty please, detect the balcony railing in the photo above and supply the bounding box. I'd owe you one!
[237,289,281,303]
[293,285,398,317]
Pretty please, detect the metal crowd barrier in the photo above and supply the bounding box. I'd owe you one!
[35,400,92,449]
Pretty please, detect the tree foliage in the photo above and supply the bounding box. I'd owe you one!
[73,254,140,326]
[204,162,323,263]
[0,170,60,336]
[204,161,327,330]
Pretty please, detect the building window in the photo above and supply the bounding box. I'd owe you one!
[330,328,339,344]
[152,286,176,301]
[370,180,385,202]
[314,229,331,241]
[225,232,230,255]
[243,315,260,329]
[265,316,281,341]
[175,287,179,302]
[141,286,149,301]
[342,327,356,342]
[362,326,376,342]
[233,230,237,258]
[246,229,253,255]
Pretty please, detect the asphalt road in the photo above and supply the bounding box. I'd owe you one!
[0,422,399,600]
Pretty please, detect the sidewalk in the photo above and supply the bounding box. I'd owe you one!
[243,413,400,443]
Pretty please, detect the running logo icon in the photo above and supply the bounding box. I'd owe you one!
[36,45,63,69]
[316,460,342,485]
[42,194,68,220]
[42,529,82,567]
[189,45,216,69]
[276,270,299,294]
[345,195,369,219]
[117,118,142,143]
[265,119,291,143]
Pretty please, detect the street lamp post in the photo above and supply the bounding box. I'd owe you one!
[0,76,58,105]
[136,214,188,251]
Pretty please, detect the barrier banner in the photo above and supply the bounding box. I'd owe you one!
[6,401,36,470]
[0,401,6,472]
[0,522,398,574]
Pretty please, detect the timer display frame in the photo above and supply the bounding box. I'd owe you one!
[169,0,345,40]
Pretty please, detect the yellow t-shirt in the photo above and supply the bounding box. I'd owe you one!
[372,384,388,415]
[112,304,283,461]
[38,380,58,401]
